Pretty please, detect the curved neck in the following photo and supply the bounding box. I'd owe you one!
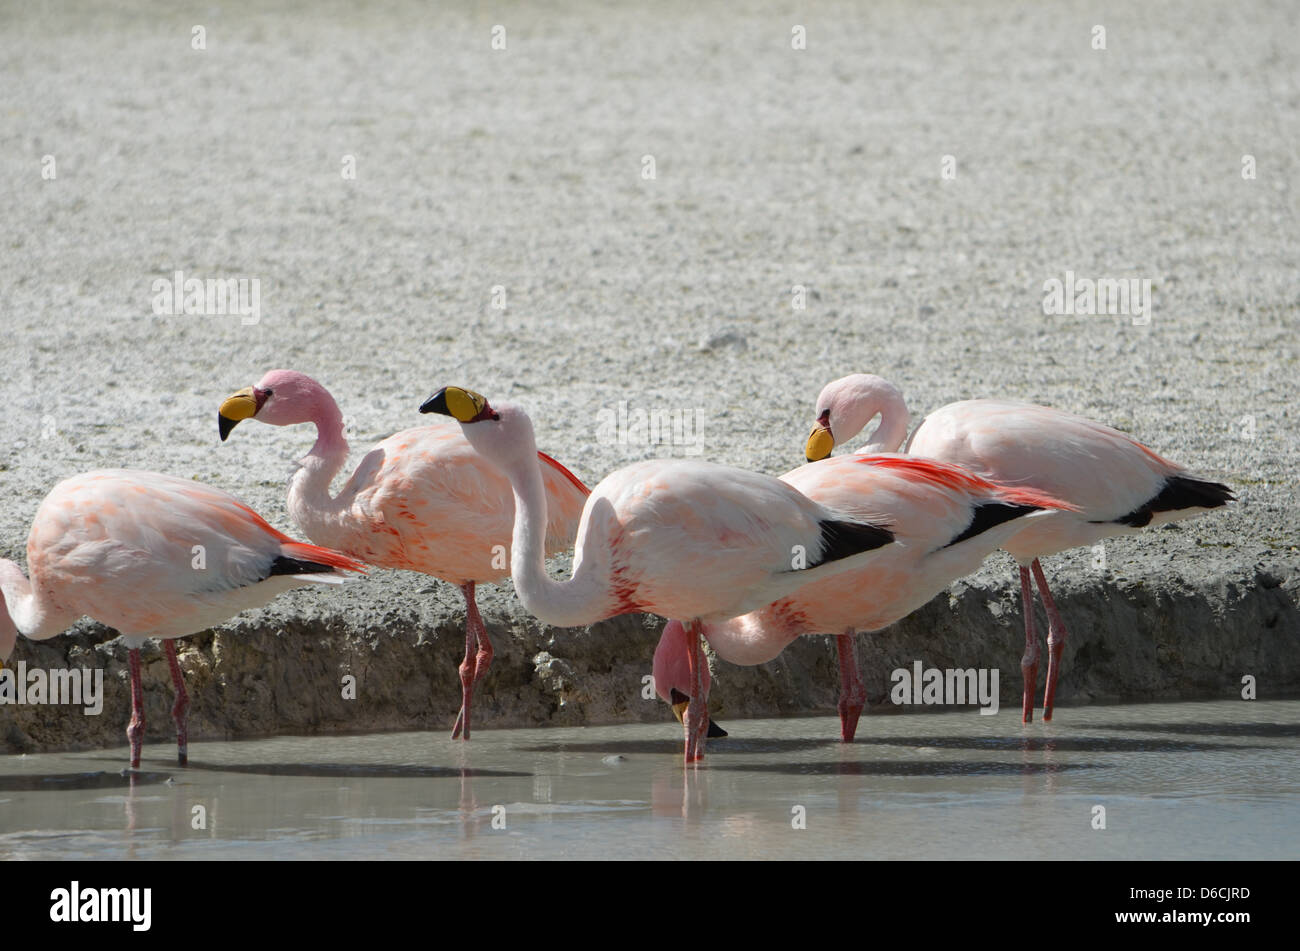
[0,559,65,648]
[287,391,351,531]
[859,386,911,453]
[702,609,802,666]
[497,430,614,628]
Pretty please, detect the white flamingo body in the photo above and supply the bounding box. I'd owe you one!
[7,470,354,643]
[906,399,1195,558]
[556,458,894,627]
[0,469,363,765]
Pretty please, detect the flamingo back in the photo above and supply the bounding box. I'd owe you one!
[575,459,889,622]
[907,400,1177,517]
[743,454,1071,637]
[308,420,590,585]
[25,470,358,639]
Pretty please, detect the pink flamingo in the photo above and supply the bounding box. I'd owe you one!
[0,469,365,767]
[420,386,899,763]
[217,369,591,739]
[805,374,1234,721]
[653,454,1077,741]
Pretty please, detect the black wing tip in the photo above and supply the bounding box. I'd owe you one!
[1163,475,1235,509]
[268,555,338,577]
[1113,475,1234,528]
[812,518,895,568]
[945,501,1041,549]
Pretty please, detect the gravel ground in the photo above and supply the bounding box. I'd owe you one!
[1,0,1296,751]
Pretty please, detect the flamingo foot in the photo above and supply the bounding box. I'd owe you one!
[126,648,144,768]
[453,658,476,741]
[682,620,709,765]
[1019,566,1039,724]
[838,699,864,744]
[126,718,144,769]
[164,640,190,767]
[1021,658,1039,725]
[1042,647,1063,722]
[1031,559,1070,722]
[836,630,865,742]
[452,643,495,739]
[684,700,706,764]
[452,582,488,741]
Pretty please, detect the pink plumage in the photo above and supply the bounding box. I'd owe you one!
[422,388,900,763]
[653,453,1078,740]
[0,469,364,766]
[218,369,591,739]
[806,373,1233,721]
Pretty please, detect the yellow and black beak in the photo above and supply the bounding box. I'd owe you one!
[805,420,835,462]
[669,688,728,738]
[420,386,498,423]
[218,386,261,441]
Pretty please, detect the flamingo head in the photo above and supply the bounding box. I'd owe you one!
[652,620,727,738]
[420,387,539,473]
[806,373,906,461]
[218,369,334,440]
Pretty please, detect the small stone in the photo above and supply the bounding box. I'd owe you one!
[698,330,748,352]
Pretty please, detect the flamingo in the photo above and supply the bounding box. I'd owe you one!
[804,373,1234,721]
[216,369,591,739]
[0,469,365,767]
[652,454,1078,740]
[419,386,899,763]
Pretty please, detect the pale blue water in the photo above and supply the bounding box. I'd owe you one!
[1,700,1296,859]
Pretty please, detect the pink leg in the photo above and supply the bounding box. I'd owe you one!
[471,597,494,688]
[683,620,709,765]
[164,640,190,766]
[126,648,144,768]
[1031,559,1070,721]
[1019,566,1040,723]
[836,629,865,742]
[452,582,493,740]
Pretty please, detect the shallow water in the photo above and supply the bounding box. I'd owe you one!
[1,700,1296,860]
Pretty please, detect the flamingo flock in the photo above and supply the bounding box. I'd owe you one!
[0,370,1231,767]
[804,374,1234,722]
